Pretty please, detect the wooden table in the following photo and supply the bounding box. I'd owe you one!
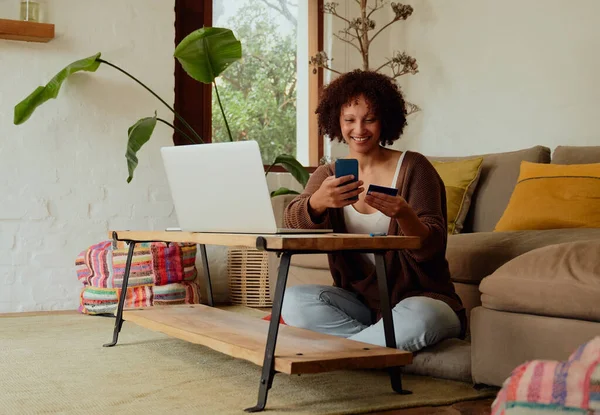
[105,230,420,412]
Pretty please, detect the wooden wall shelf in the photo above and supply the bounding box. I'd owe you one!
[0,18,54,43]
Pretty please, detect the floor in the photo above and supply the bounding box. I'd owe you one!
[2,311,497,415]
[253,308,498,414]
[374,398,495,415]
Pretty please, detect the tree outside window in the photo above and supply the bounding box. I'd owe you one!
[213,0,298,165]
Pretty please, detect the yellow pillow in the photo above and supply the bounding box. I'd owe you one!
[431,157,483,234]
[495,162,600,231]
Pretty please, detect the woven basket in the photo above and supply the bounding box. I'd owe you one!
[228,246,272,307]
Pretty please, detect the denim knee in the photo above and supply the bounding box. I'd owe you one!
[394,297,461,351]
[281,285,327,329]
[397,297,461,332]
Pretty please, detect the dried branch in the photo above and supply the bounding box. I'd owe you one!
[338,27,361,41]
[319,64,343,75]
[309,51,344,75]
[319,1,421,113]
[391,2,414,20]
[366,0,385,19]
[309,51,330,68]
[374,51,418,77]
[369,18,396,45]
[405,101,421,115]
[373,59,392,74]
[333,33,363,54]
[324,3,353,26]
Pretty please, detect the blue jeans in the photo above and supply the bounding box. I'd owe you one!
[280,284,461,352]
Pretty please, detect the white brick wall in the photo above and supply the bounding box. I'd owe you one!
[0,0,308,313]
[0,0,237,312]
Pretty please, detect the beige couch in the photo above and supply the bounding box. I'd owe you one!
[270,145,600,385]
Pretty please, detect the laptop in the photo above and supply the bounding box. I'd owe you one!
[160,141,332,234]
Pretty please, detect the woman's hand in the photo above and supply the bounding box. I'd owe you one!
[364,192,410,219]
[365,192,431,240]
[309,175,364,216]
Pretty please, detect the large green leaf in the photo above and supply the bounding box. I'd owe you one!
[174,27,242,84]
[14,53,102,125]
[270,187,300,197]
[271,154,310,188]
[126,114,157,183]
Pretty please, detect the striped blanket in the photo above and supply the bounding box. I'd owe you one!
[76,240,200,314]
[492,336,600,415]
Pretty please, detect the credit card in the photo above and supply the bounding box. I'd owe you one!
[367,184,399,197]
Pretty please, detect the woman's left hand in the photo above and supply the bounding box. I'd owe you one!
[364,192,410,219]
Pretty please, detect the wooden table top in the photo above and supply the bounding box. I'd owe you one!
[111,230,421,252]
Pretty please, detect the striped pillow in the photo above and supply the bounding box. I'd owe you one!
[491,336,600,414]
[495,162,600,231]
[76,240,200,314]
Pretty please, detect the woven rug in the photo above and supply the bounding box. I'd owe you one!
[0,312,496,415]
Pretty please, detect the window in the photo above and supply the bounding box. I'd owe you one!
[212,0,297,165]
[174,0,322,167]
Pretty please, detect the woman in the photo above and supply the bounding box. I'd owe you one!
[282,70,465,352]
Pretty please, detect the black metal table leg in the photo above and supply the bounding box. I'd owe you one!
[103,241,136,347]
[374,252,412,395]
[198,244,214,307]
[245,252,292,413]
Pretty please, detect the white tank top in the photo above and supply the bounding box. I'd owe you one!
[343,151,406,265]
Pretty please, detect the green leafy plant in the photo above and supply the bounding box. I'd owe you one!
[14,27,307,195]
[266,154,309,197]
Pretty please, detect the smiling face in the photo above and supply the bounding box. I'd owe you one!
[339,95,382,155]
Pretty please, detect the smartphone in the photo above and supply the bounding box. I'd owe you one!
[367,184,399,197]
[335,158,359,201]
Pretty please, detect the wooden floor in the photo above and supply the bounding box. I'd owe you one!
[373,398,494,414]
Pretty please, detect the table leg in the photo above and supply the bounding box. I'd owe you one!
[374,253,412,395]
[103,241,136,347]
[198,244,214,307]
[245,252,292,413]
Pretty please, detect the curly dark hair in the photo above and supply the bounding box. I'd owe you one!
[316,70,407,146]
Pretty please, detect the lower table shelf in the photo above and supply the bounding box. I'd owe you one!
[123,304,413,375]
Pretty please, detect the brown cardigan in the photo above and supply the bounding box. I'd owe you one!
[284,151,466,337]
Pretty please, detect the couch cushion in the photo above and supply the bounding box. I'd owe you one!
[288,229,600,286]
[495,162,600,231]
[471,307,600,387]
[480,240,600,322]
[429,146,551,233]
[552,145,600,165]
[430,157,483,234]
[447,228,600,285]
[402,338,472,383]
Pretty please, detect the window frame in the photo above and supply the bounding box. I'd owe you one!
[174,0,323,170]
